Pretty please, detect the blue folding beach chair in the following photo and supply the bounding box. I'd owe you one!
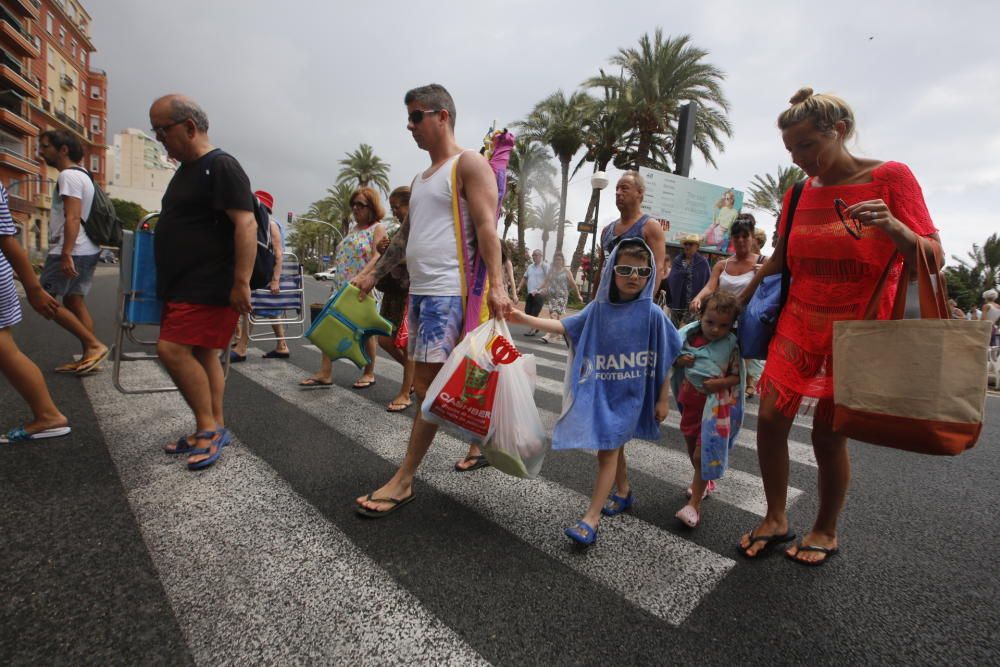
[247,253,306,341]
[111,213,231,394]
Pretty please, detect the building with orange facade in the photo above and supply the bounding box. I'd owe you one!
[0,0,107,254]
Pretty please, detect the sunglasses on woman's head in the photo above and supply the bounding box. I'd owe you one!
[613,265,653,278]
[834,198,862,240]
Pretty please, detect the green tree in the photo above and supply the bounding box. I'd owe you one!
[505,137,557,256]
[587,30,732,170]
[515,90,593,257]
[745,164,806,218]
[525,196,561,261]
[946,233,1000,309]
[337,143,391,197]
[111,198,149,230]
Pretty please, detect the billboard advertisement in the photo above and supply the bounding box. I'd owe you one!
[638,166,745,253]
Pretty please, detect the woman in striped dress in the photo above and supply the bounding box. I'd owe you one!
[0,183,70,443]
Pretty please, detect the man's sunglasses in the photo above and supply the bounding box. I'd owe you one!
[613,265,653,278]
[834,198,862,240]
[408,109,441,124]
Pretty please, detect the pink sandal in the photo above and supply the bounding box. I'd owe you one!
[675,505,700,528]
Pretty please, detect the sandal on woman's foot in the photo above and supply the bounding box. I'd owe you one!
[1,425,71,444]
[564,520,597,546]
[355,493,416,518]
[299,378,333,388]
[737,530,796,559]
[55,361,81,373]
[785,543,839,567]
[386,400,412,413]
[685,479,716,500]
[675,505,700,528]
[186,430,227,470]
[352,378,376,389]
[601,491,635,516]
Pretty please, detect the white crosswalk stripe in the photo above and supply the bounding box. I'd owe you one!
[302,344,819,468]
[238,350,736,626]
[82,364,489,666]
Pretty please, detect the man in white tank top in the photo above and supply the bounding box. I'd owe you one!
[352,84,513,516]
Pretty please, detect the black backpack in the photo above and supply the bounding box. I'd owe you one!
[68,166,122,247]
[202,150,275,290]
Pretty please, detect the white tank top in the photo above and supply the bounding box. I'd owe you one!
[406,152,475,296]
[718,258,755,294]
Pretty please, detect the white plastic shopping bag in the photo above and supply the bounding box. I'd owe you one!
[484,350,549,479]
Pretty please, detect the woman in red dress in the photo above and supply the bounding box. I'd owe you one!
[738,88,941,565]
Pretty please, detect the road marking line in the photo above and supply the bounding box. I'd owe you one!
[300,344,818,467]
[82,365,488,665]
[238,350,736,626]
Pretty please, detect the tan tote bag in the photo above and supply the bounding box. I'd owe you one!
[833,238,993,455]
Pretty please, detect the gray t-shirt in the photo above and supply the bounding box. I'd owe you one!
[525,262,548,293]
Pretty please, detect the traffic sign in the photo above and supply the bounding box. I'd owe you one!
[321,255,331,263]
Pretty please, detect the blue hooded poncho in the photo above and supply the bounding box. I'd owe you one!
[553,239,683,451]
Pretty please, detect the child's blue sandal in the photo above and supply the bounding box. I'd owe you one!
[564,520,597,546]
[601,492,635,516]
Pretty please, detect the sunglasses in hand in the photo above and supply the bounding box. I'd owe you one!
[834,198,862,240]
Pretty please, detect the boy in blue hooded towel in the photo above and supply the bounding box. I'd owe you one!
[509,239,682,545]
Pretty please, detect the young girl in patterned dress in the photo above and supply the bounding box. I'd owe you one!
[0,184,70,443]
[300,186,387,389]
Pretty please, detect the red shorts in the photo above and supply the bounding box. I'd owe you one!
[678,380,708,440]
[159,301,239,350]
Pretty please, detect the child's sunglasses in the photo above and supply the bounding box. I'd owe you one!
[834,198,863,240]
[613,265,653,278]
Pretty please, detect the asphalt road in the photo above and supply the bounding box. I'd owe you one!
[1,268,998,665]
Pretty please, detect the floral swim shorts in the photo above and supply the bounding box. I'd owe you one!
[408,294,464,364]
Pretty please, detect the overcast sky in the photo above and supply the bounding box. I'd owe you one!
[86,0,999,263]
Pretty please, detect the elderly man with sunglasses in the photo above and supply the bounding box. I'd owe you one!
[149,94,257,471]
[351,83,513,517]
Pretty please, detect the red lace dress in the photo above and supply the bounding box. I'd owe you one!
[759,161,937,420]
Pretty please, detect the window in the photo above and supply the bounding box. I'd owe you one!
[59,27,65,45]
[90,85,100,99]
[70,41,76,57]
[70,105,76,118]
[90,115,100,133]
[46,13,53,34]
[47,46,54,67]
[47,86,54,101]
[90,155,99,172]
[79,51,85,65]
[57,98,65,113]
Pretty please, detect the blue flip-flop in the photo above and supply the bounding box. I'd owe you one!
[601,492,635,516]
[0,425,71,444]
[186,430,227,470]
[564,520,598,546]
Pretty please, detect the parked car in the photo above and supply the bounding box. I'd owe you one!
[99,248,118,264]
[313,268,337,281]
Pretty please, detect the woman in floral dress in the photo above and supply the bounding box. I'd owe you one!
[539,252,582,344]
[300,187,387,388]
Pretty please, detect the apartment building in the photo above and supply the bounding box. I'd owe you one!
[0,0,107,253]
[107,127,176,212]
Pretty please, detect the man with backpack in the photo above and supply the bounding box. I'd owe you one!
[37,130,110,375]
[149,94,257,471]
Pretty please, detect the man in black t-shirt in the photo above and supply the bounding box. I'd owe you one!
[150,94,256,472]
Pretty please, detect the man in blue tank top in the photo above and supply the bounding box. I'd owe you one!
[592,172,666,298]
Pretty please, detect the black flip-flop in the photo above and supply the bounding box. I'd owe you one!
[355,493,415,518]
[386,401,413,413]
[263,350,290,359]
[737,531,796,559]
[785,543,839,567]
[454,455,490,472]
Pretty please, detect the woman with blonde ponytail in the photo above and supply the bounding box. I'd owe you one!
[736,87,942,566]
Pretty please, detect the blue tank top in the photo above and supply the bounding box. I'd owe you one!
[601,215,649,255]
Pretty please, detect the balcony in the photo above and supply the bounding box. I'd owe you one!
[54,108,84,134]
[8,0,40,21]
[0,18,40,58]
[0,107,38,136]
[0,64,37,96]
[0,146,40,174]
[59,73,75,90]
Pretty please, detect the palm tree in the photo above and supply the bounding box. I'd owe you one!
[525,197,561,261]
[505,137,557,255]
[587,30,732,170]
[745,165,806,218]
[954,233,1000,292]
[337,143,391,197]
[515,90,593,256]
[323,183,355,235]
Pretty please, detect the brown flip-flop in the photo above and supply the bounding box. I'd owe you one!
[55,361,81,373]
[386,401,412,413]
[355,493,415,518]
[75,347,109,375]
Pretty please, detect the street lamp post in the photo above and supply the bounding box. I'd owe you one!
[588,171,610,299]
